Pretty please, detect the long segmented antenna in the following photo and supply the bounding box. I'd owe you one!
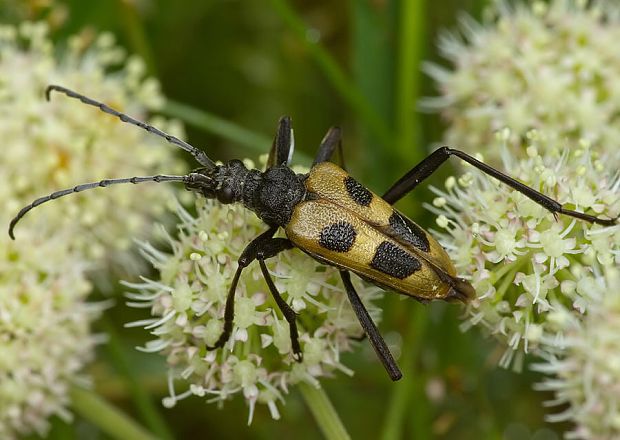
[46,85,216,169]
[8,174,189,239]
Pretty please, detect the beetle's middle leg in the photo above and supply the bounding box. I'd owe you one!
[340,271,402,381]
[257,257,302,361]
[206,227,294,354]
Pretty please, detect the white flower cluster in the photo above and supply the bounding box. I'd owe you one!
[1,21,185,267]
[424,0,620,166]
[427,132,619,436]
[426,1,620,434]
[533,268,620,440]
[0,22,183,438]
[128,161,384,424]
[0,235,101,439]
[426,134,619,370]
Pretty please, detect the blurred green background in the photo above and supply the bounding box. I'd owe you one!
[5,0,566,439]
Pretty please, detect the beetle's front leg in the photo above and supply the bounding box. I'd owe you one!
[206,229,298,361]
[206,227,279,351]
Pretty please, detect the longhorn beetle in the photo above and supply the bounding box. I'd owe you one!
[9,85,618,381]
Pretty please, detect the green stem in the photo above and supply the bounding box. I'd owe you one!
[395,0,426,163]
[101,319,173,440]
[298,382,351,440]
[161,100,313,164]
[70,386,157,440]
[351,0,396,189]
[117,0,157,75]
[268,0,393,148]
[380,305,430,440]
[495,255,529,298]
[162,100,271,153]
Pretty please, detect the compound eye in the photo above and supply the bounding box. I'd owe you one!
[201,188,216,199]
[217,186,235,204]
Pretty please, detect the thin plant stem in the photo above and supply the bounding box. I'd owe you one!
[162,100,271,152]
[383,4,429,435]
[161,100,313,164]
[350,0,396,190]
[380,305,430,440]
[100,319,174,440]
[298,382,351,440]
[395,0,426,165]
[392,0,427,217]
[268,0,393,148]
[117,0,157,75]
[70,386,157,440]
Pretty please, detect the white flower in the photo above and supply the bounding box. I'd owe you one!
[0,22,185,438]
[424,0,620,165]
[1,21,185,270]
[127,160,385,423]
[426,137,619,369]
[0,233,103,439]
[532,268,620,440]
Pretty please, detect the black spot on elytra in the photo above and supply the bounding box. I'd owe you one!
[370,241,421,279]
[344,176,372,207]
[388,211,430,252]
[319,221,357,252]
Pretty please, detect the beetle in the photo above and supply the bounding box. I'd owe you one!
[9,85,618,381]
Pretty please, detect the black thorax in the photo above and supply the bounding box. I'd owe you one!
[185,160,307,227]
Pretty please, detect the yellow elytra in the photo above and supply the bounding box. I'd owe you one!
[286,162,474,302]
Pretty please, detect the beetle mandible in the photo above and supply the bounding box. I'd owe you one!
[9,85,618,381]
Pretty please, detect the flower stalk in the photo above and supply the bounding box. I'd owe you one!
[298,382,350,440]
[70,386,157,440]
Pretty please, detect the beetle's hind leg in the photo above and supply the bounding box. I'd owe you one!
[382,147,618,226]
[340,271,402,381]
[313,126,346,170]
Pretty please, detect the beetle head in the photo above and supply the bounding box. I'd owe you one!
[185,160,249,205]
